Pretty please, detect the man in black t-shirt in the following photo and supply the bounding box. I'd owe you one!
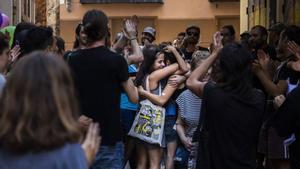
[67,10,138,169]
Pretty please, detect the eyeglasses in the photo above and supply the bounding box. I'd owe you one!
[187,31,200,36]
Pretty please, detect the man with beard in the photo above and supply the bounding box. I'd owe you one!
[181,26,209,61]
[249,25,278,94]
[220,25,236,46]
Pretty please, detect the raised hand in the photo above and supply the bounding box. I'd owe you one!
[257,49,270,71]
[287,41,300,59]
[131,15,139,28]
[9,45,21,63]
[123,19,137,39]
[287,41,300,72]
[81,123,101,167]
[213,31,223,50]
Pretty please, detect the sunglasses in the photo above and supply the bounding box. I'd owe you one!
[187,31,200,36]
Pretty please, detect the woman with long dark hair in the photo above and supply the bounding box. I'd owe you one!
[187,34,265,169]
[135,44,188,169]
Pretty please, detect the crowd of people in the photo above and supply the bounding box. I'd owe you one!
[0,9,300,169]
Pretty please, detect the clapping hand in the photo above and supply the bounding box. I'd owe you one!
[287,41,300,72]
[257,49,270,70]
[9,45,21,63]
[213,31,223,51]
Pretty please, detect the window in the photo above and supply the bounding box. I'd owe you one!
[80,0,163,3]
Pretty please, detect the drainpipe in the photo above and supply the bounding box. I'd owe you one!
[47,0,60,35]
[66,0,72,12]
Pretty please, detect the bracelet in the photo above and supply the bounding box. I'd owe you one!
[130,37,137,41]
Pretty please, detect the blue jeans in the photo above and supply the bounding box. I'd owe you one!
[91,142,124,169]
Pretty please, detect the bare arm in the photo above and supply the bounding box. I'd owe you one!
[123,19,144,64]
[176,111,192,151]
[122,79,139,103]
[255,70,287,97]
[168,45,189,74]
[149,46,189,89]
[126,39,144,64]
[186,51,219,97]
[176,112,187,142]
[253,50,287,97]
[138,84,177,106]
[149,63,179,89]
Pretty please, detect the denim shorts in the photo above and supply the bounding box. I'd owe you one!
[91,142,124,169]
[164,116,178,144]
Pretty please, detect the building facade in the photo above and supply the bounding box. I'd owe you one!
[60,0,240,49]
[240,0,300,32]
[8,0,59,35]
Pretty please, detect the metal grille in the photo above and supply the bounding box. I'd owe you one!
[80,0,163,4]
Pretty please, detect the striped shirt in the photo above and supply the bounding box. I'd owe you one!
[176,89,202,138]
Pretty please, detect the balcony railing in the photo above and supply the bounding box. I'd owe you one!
[80,0,163,4]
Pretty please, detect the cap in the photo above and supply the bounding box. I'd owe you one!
[142,26,156,39]
[268,23,286,33]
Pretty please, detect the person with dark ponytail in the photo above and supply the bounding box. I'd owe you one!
[67,9,138,169]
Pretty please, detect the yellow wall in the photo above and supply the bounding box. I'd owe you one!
[240,0,248,33]
[60,0,240,49]
[60,0,240,20]
[241,0,300,32]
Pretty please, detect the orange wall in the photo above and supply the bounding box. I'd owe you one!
[60,0,240,20]
[156,19,218,46]
[60,0,240,49]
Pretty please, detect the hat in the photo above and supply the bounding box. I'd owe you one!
[268,23,286,33]
[142,26,156,39]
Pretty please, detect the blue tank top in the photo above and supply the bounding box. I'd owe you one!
[120,65,138,111]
